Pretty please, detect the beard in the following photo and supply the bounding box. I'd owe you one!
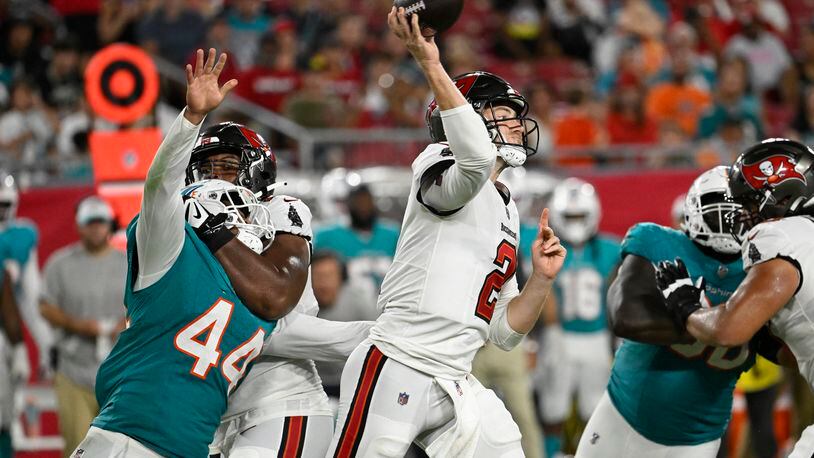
[349,209,376,231]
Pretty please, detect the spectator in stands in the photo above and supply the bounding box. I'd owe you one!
[645,43,711,137]
[595,39,645,98]
[695,114,749,167]
[492,0,547,60]
[283,70,345,128]
[526,82,554,156]
[310,40,363,102]
[697,56,762,140]
[593,0,665,77]
[724,6,792,95]
[313,184,400,302]
[445,34,479,76]
[553,82,605,163]
[547,0,606,65]
[97,0,141,46]
[226,0,272,69]
[606,82,658,145]
[312,250,378,397]
[0,17,46,93]
[0,79,54,167]
[192,14,240,86]
[236,29,301,113]
[651,22,716,93]
[790,86,814,145]
[137,0,206,66]
[37,38,83,115]
[40,197,126,457]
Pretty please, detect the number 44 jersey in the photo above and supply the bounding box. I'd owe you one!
[608,223,753,446]
[370,143,521,380]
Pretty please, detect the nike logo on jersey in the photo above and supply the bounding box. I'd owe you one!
[500,223,517,240]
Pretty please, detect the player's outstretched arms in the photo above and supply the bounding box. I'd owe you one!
[263,312,375,361]
[677,259,798,347]
[213,233,309,321]
[136,49,237,290]
[388,7,494,212]
[608,255,694,345]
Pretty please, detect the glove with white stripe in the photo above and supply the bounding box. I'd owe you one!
[184,197,235,253]
[654,258,705,328]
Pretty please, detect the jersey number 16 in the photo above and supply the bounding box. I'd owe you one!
[174,298,266,393]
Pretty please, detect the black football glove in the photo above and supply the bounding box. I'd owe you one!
[184,197,235,253]
[654,258,705,328]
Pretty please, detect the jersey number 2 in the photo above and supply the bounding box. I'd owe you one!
[174,298,265,393]
[475,240,518,323]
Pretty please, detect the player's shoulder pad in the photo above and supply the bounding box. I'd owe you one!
[742,216,811,271]
[411,142,455,180]
[264,194,313,240]
[621,222,684,261]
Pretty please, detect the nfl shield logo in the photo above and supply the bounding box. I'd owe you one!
[398,392,409,405]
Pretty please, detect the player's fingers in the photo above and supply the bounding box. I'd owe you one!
[212,52,228,77]
[194,49,204,77]
[539,208,549,232]
[539,225,554,241]
[205,48,216,73]
[220,79,238,97]
[410,12,423,41]
[185,64,194,84]
[387,7,398,31]
[396,8,410,37]
[542,236,560,251]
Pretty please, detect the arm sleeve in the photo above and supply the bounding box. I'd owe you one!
[18,249,53,351]
[262,312,375,361]
[134,109,203,291]
[417,104,496,214]
[489,275,525,351]
[265,196,313,241]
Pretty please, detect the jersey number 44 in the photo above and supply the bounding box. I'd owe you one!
[174,298,266,393]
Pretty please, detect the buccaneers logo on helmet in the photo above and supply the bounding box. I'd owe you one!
[741,154,806,191]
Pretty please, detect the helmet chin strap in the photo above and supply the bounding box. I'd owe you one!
[497,145,526,167]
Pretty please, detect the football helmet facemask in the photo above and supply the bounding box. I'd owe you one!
[683,166,743,255]
[181,179,275,253]
[0,172,18,224]
[426,71,539,167]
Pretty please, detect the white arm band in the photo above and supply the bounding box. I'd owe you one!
[263,312,375,362]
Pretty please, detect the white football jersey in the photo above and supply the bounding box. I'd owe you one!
[743,216,814,388]
[369,143,522,379]
[223,195,330,419]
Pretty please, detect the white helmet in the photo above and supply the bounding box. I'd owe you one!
[549,178,601,245]
[181,179,275,254]
[683,166,743,255]
[0,172,18,224]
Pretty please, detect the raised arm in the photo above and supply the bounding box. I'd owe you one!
[262,312,375,362]
[134,49,237,291]
[608,255,693,345]
[388,8,495,213]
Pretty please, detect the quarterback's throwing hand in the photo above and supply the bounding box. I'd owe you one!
[531,208,566,280]
[184,48,238,125]
[655,258,705,327]
[387,7,440,67]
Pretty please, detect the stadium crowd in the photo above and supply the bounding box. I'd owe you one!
[1,0,814,179]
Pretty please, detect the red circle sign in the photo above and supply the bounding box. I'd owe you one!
[85,43,159,124]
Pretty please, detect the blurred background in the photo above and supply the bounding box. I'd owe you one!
[2,0,814,457]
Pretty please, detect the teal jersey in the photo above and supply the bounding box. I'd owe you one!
[93,218,275,458]
[0,219,37,269]
[519,224,620,333]
[607,223,752,446]
[313,221,400,290]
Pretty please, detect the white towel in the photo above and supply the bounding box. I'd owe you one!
[425,376,481,458]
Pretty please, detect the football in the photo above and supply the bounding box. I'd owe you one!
[393,0,464,37]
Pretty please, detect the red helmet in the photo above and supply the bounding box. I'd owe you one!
[186,122,278,199]
[425,71,539,159]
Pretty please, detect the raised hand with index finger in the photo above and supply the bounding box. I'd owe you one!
[531,208,567,280]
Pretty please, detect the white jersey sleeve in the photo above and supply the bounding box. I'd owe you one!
[264,194,313,241]
[263,311,374,362]
[135,109,203,291]
[488,275,524,351]
[416,104,496,215]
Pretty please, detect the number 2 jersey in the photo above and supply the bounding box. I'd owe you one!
[369,143,522,380]
[743,216,814,390]
[93,217,275,458]
[607,223,752,446]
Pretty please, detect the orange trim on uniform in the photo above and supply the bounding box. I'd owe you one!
[334,346,387,458]
[278,416,307,458]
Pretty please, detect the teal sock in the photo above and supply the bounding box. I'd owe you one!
[0,429,11,458]
[544,434,561,458]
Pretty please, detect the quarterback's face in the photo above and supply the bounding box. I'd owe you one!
[483,105,523,145]
[198,152,241,183]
